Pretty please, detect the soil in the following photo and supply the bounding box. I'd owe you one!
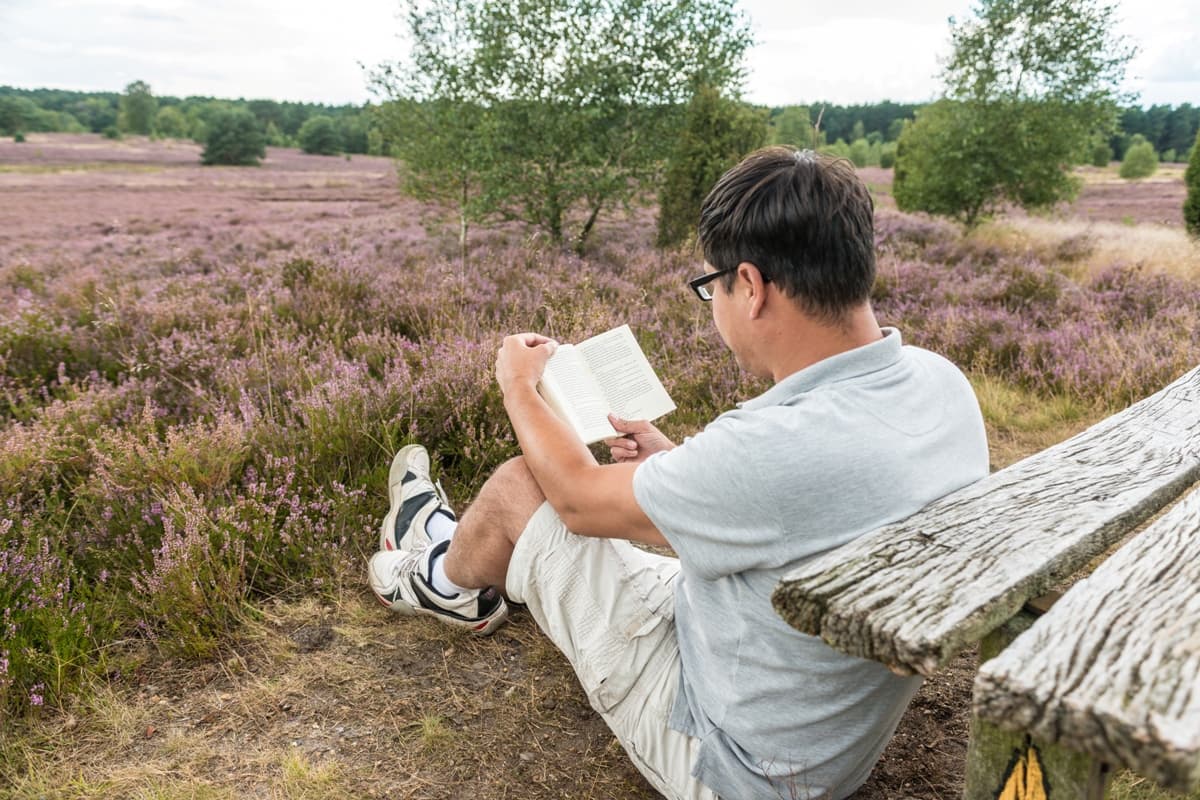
[11,591,977,799]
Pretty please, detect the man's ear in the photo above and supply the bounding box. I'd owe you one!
[738,261,768,320]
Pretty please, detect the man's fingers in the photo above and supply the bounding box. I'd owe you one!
[610,444,638,461]
[605,433,639,463]
[508,332,556,347]
[608,413,651,434]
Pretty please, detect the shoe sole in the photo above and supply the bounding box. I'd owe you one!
[371,589,509,635]
[380,444,430,552]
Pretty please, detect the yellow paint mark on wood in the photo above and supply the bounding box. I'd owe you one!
[997,745,1049,800]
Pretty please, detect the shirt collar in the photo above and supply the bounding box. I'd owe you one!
[739,327,904,411]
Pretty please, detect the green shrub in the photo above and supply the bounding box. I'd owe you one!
[201,109,266,166]
[366,128,385,156]
[1119,137,1158,179]
[264,120,291,147]
[656,85,767,247]
[1090,137,1113,167]
[125,485,247,660]
[298,116,341,156]
[1185,132,1200,237]
[768,106,812,146]
[13,132,24,143]
[1161,148,1176,164]
[118,80,156,135]
[102,125,121,140]
[0,519,98,715]
[154,106,189,139]
[847,138,870,167]
[822,138,851,160]
[880,141,897,169]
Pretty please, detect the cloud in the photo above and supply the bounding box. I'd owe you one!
[2,0,1196,107]
[8,36,74,55]
[740,0,969,29]
[745,16,950,105]
[1144,35,1200,82]
[125,4,185,23]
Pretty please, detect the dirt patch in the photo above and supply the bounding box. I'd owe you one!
[854,652,976,799]
[5,589,980,799]
[5,595,655,799]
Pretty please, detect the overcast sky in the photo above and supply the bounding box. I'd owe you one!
[0,0,1196,107]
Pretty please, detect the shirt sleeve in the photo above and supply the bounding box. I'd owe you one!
[632,411,794,581]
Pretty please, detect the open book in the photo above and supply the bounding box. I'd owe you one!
[537,324,676,445]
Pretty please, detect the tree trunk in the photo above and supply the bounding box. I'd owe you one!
[574,201,604,254]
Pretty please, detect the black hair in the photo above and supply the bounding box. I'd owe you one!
[697,147,876,322]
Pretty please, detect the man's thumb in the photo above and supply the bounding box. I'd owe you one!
[609,413,647,433]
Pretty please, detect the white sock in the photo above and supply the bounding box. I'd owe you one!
[425,510,457,545]
[429,550,468,597]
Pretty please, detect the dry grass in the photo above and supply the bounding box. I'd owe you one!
[0,162,166,174]
[972,216,1200,281]
[1110,774,1200,800]
[1076,163,1187,185]
[0,593,651,800]
[969,373,1110,470]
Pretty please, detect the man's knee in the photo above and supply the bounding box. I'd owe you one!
[491,456,545,539]
[494,456,544,500]
[466,455,546,546]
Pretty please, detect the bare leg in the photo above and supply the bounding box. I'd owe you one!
[443,456,545,591]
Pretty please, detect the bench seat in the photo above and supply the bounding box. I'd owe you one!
[973,485,1200,793]
[772,364,1200,677]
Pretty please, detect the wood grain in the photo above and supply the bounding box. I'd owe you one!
[973,487,1200,792]
[772,365,1200,676]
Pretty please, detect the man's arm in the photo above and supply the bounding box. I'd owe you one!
[495,333,668,547]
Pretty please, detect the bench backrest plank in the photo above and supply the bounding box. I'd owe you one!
[772,365,1200,677]
[973,485,1200,793]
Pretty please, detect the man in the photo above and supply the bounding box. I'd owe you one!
[368,147,989,799]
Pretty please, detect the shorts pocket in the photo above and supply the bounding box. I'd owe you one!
[585,598,674,713]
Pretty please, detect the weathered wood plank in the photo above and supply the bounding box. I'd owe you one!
[973,486,1200,793]
[772,364,1200,676]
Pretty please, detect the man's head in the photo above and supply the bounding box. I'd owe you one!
[697,147,876,323]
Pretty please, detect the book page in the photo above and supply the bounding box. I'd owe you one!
[576,325,676,422]
[539,345,618,444]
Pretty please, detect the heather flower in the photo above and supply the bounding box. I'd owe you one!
[3,140,1196,717]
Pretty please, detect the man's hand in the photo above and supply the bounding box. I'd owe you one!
[495,333,558,397]
[604,414,675,464]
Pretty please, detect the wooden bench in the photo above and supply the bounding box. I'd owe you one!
[772,364,1200,799]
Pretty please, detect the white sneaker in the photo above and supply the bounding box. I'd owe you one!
[368,541,509,635]
[380,444,455,552]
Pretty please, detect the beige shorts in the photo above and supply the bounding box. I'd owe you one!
[506,502,718,800]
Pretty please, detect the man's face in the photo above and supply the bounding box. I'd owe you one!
[706,264,752,374]
[704,262,778,381]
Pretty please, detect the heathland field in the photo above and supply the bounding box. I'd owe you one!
[1,133,1198,799]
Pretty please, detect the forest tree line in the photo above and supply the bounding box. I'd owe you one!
[0,83,379,155]
[2,83,1196,165]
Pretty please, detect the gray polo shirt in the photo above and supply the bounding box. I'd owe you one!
[632,328,988,800]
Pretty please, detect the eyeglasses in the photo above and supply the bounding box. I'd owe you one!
[688,266,737,301]
[688,265,770,301]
